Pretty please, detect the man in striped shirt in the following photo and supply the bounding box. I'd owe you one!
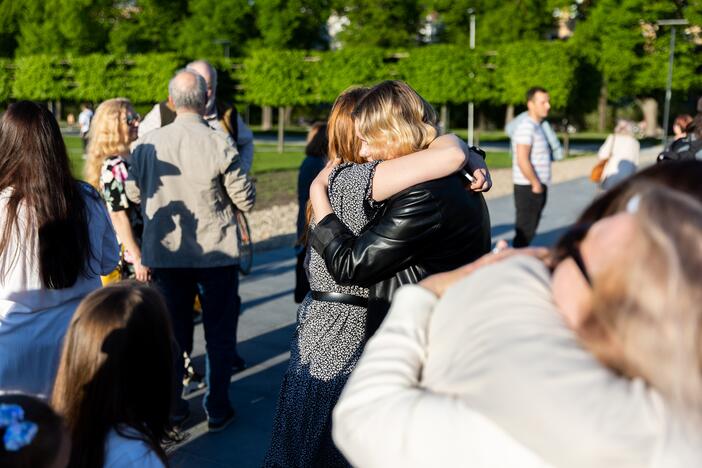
[511,87,552,247]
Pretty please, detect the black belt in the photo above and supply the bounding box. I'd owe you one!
[311,291,368,308]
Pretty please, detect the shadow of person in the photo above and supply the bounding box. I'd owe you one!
[129,143,182,203]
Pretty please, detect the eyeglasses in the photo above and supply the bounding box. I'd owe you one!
[553,223,592,286]
[125,113,140,126]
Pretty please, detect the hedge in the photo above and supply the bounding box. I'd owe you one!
[5,43,579,109]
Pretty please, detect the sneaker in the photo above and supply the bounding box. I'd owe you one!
[207,408,236,433]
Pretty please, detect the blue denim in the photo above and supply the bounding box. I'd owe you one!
[152,265,241,419]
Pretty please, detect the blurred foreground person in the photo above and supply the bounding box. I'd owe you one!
[334,164,702,468]
[52,283,174,468]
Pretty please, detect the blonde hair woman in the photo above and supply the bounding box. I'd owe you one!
[84,98,147,281]
[264,85,487,467]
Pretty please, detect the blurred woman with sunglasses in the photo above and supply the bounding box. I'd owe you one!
[85,98,147,282]
[333,163,702,467]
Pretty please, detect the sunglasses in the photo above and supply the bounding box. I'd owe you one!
[126,113,140,125]
[553,223,592,286]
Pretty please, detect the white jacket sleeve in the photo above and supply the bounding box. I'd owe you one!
[332,285,549,468]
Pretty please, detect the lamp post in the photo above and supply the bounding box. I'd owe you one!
[467,9,476,146]
[656,19,688,147]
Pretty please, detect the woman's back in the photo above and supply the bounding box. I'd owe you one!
[307,162,379,297]
[0,183,119,395]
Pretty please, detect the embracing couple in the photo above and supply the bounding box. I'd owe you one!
[264,81,492,466]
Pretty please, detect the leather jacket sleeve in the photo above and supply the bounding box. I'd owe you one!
[310,188,442,288]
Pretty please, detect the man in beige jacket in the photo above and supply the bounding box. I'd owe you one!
[126,69,255,432]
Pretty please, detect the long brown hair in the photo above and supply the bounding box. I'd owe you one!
[0,101,91,289]
[301,87,369,243]
[52,282,175,468]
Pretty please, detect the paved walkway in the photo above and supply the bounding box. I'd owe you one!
[170,147,660,467]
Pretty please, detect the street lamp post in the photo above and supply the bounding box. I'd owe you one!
[467,10,476,146]
[656,19,688,148]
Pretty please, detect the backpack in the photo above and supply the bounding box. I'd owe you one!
[657,136,702,163]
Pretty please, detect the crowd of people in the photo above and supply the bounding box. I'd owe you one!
[0,57,701,468]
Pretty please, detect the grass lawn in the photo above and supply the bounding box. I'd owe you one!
[64,132,563,211]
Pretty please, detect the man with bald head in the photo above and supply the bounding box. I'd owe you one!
[139,59,255,173]
[127,69,255,432]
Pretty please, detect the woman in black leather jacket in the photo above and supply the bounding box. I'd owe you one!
[310,80,493,336]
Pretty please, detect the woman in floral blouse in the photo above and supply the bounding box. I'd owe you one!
[85,98,147,281]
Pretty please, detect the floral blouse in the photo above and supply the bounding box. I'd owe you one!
[100,155,143,261]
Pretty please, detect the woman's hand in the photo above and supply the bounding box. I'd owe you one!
[309,159,338,221]
[132,257,151,282]
[419,244,549,298]
[465,147,492,192]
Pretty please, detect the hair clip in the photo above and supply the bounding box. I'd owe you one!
[626,194,641,214]
[0,404,38,452]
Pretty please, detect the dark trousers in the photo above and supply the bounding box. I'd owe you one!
[513,184,548,247]
[152,265,241,419]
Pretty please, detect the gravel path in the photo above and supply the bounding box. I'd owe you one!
[247,146,662,251]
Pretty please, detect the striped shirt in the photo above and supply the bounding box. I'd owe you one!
[511,117,551,185]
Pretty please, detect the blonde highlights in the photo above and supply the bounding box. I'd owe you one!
[579,184,702,414]
[353,80,440,159]
[84,98,133,189]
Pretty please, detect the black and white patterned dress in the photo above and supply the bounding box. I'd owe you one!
[264,161,381,467]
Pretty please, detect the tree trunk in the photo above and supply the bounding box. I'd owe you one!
[598,84,608,132]
[54,99,62,122]
[277,106,285,154]
[478,110,487,131]
[636,97,659,137]
[505,104,515,126]
[262,106,273,130]
[284,106,292,126]
[440,104,449,130]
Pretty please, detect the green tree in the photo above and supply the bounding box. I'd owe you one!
[0,0,21,57]
[573,0,700,133]
[494,40,575,109]
[430,0,554,47]
[177,0,257,58]
[307,47,386,103]
[12,55,71,100]
[241,49,311,151]
[255,0,331,49]
[336,0,422,48]
[108,0,188,54]
[16,0,111,56]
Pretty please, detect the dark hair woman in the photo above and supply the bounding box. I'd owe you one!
[0,101,119,396]
[52,282,175,468]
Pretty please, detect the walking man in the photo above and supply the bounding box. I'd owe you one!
[511,86,552,247]
[126,69,255,431]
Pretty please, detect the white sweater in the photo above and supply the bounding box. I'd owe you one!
[333,256,701,468]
